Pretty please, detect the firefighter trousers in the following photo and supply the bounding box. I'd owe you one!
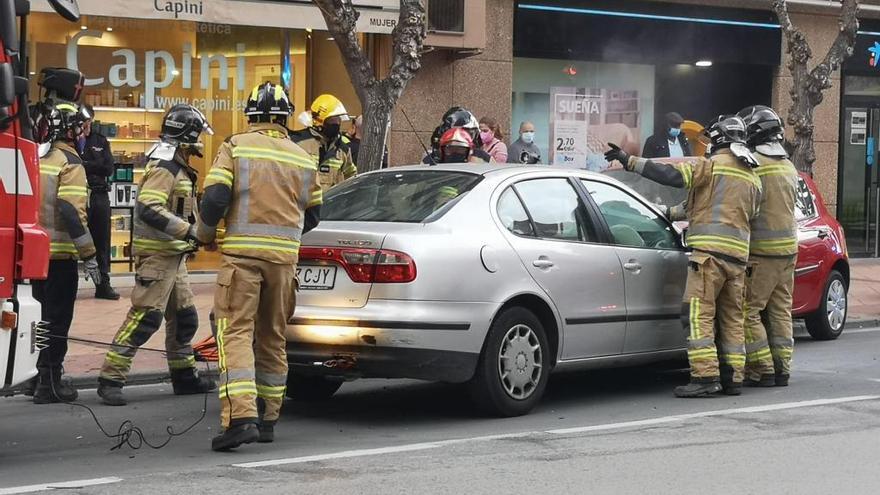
[682,251,747,385]
[744,255,796,380]
[214,255,295,429]
[99,254,198,385]
[33,259,79,369]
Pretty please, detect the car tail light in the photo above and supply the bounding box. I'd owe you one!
[300,247,417,283]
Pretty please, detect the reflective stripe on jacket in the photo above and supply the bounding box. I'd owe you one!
[290,128,357,192]
[39,141,96,260]
[132,154,197,256]
[750,154,798,257]
[196,123,321,264]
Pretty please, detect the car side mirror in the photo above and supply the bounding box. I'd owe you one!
[0,63,15,107]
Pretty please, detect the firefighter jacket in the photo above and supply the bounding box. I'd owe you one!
[629,148,762,263]
[133,152,198,256]
[196,123,322,265]
[750,153,799,257]
[290,127,357,192]
[39,141,96,260]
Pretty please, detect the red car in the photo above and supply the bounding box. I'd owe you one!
[604,168,849,340]
[792,173,849,340]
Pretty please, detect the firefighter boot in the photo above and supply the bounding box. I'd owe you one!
[97,379,128,406]
[212,421,260,451]
[745,374,776,387]
[171,368,217,395]
[257,398,275,443]
[33,367,78,404]
[775,373,790,387]
[674,379,722,398]
[95,283,121,301]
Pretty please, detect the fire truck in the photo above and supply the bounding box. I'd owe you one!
[0,0,80,392]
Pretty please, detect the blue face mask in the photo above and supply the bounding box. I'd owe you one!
[668,127,682,138]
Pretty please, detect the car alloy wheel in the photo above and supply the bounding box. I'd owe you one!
[497,324,543,400]
[826,278,846,332]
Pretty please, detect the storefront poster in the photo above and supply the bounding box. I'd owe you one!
[549,86,641,171]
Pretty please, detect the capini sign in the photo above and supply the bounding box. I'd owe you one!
[154,0,204,19]
[66,30,246,109]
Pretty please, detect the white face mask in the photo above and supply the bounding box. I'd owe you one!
[522,131,535,144]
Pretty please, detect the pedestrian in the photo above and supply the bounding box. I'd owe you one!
[737,105,798,388]
[196,82,322,451]
[642,112,692,158]
[79,104,120,300]
[291,94,357,192]
[479,116,508,162]
[34,101,102,404]
[96,104,216,407]
[606,115,762,398]
[507,121,542,164]
[347,115,389,169]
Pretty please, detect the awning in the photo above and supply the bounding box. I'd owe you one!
[31,0,401,34]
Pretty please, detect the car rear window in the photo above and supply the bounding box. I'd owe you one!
[321,170,483,223]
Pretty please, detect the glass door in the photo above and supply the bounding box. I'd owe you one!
[839,104,880,257]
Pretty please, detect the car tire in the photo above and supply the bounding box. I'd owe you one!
[805,269,847,341]
[467,307,550,417]
[285,373,343,401]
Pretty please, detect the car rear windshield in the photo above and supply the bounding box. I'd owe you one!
[321,170,483,223]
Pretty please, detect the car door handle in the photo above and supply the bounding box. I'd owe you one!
[532,259,555,269]
[623,261,642,272]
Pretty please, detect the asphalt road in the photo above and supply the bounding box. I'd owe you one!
[2,327,879,494]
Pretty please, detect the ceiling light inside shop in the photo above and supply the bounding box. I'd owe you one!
[327,37,335,40]
[107,27,113,32]
[306,28,312,33]
[80,25,87,30]
[172,69,180,76]
[695,60,713,67]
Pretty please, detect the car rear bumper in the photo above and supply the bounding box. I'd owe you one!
[285,299,500,382]
[286,343,479,383]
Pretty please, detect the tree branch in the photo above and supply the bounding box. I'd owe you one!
[809,0,859,95]
[313,0,377,102]
[382,0,426,94]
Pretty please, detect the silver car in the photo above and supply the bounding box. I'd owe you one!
[287,164,689,416]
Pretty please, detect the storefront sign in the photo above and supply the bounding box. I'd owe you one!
[549,86,642,171]
[33,0,401,34]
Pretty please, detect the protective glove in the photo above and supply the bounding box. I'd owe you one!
[83,256,102,285]
[185,225,202,248]
[604,143,633,171]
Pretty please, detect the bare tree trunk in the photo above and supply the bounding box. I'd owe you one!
[313,0,426,172]
[772,0,859,173]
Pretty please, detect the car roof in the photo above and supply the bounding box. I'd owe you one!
[371,163,611,181]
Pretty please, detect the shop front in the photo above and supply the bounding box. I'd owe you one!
[511,0,779,168]
[839,23,880,258]
[28,0,397,272]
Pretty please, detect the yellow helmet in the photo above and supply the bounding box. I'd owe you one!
[310,94,349,127]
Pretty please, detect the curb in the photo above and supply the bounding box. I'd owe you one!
[844,318,880,330]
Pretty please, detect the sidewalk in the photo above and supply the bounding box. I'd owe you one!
[62,259,880,380]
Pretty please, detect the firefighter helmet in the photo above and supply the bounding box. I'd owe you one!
[737,104,786,152]
[37,67,85,102]
[439,127,474,163]
[309,94,349,127]
[47,102,91,141]
[705,115,759,167]
[161,104,213,144]
[245,82,293,123]
[431,107,481,153]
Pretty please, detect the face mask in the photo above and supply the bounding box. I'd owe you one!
[521,131,535,144]
[668,127,681,138]
[480,130,494,143]
[322,123,341,140]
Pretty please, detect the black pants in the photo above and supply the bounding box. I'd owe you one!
[33,259,79,369]
[87,189,112,282]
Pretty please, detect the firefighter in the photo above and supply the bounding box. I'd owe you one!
[97,104,216,406]
[737,105,799,387]
[438,127,479,164]
[291,94,357,192]
[605,115,762,397]
[34,102,102,404]
[424,107,492,164]
[196,82,322,451]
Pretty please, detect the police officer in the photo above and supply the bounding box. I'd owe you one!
[34,102,102,404]
[606,115,762,397]
[424,107,492,164]
[97,104,216,406]
[291,94,357,192]
[737,105,799,388]
[196,82,322,451]
[79,104,120,300]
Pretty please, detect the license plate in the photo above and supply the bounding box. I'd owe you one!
[297,265,337,290]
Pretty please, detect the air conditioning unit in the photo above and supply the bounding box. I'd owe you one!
[427,0,465,34]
